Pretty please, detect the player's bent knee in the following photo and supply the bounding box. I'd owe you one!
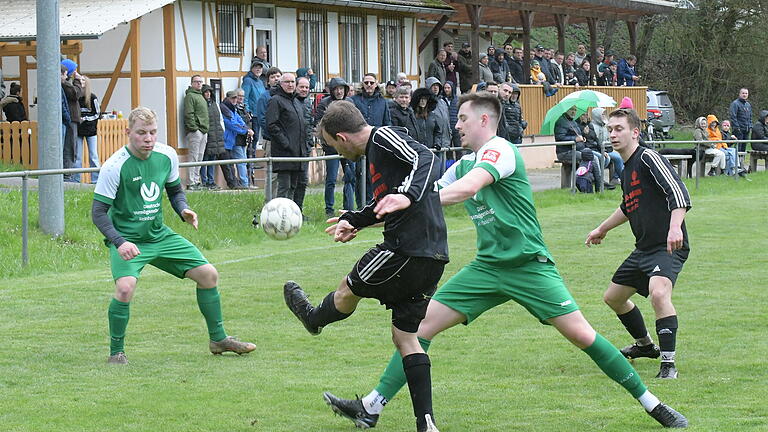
[187,264,218,288]
[114,277,137,301]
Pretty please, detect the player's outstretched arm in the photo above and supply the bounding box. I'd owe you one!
[181,208,198,230]
[586,207,628,247]
[439,167,494,206]
[325,219,358,243]
[373,193,411,218]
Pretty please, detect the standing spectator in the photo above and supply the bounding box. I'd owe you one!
[442,41,454,56]
[76,76,100,183]
[427,50,447,85]
[443,48,460,92]
[574,44,588,67]
[575,60,593,86]
[729,88,752,156]
[350,73,391,207]
[61,59,83,182]
[498,82,526,144]
[617,55,640,86]
[396,72,409,87]
[316,77,355,216]
[598,61,617,86]
[443,81,460,149]
[221,89,252,188]
[255,67,283,197]
[296,67,317,91]
[751,110,768,151]
[242,59,266,133]
[1,83,27,122]
[252,46,271,83]
[533,45,555,84]
[492,51,510,84]
[551,52,565,85]
[456,42,475,94]
[389,86,418,139]
[410,88,441,150]
[201,85,238,190]
[478,53,494,84]
[294,76,314,212]
[563,53,579,86]
[598,51,616,75]
[507,47,525,84]
[427,77,451,173]
[266,73,307,208]
[384,80,397,99]
[183,75,209,190]
[60,66,71,166]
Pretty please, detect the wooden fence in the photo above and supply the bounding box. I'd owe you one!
[0,119,128,183]
[519,85,648,135]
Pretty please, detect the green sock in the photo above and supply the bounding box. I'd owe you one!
[583,333,647,398]
[196,287,227,342]
[108,299,130,355]
[375,337,432,401]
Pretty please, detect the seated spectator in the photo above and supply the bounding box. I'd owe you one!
[530,60,557,96]
[575,60,593,86]
[1,82,27,122]
[555,106,601,189]
[695,115,726,176]
[389,86,418,139]
[589,107,622,186]
[751,110,768,151]
[718,119,740,175]
[410,88,441,150]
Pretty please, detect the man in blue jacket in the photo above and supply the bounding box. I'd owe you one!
[617,56,640,87]
[242,60,266,130]
[729,88,752,155]
[350,73,392,207]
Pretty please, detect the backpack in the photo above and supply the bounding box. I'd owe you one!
[575,159,595,193]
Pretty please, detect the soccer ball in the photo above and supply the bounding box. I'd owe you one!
[260,198,303,240]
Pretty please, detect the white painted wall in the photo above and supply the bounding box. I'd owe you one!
[176,0,205,71]
[365,15,378,75]
[327,12,340,75]
[274,8,298,73]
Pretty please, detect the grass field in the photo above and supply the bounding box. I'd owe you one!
[0,173,766,431]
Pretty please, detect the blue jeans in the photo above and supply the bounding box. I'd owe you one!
[202,152,215,185]
[231,145,249,187]
[76,135,100,182]
[607,151,623,179]
[722,147,737,174]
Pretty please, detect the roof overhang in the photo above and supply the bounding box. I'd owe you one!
[287,0,455,15]
[0,0,175,42]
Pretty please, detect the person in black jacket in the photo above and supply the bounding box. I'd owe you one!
[266,73,306,209]
[76,77,100,183]
[498,82,526,144]
[555,107,602,188]
[284,100,447,432]
[751,110,768,151]
[389,86,418,139]
[1,83,27,122]
[410,88,441,150]
[201,85,238,189]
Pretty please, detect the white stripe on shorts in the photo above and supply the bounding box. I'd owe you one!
[359,250,394,282]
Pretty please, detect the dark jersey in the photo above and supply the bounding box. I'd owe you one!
[620,146,691,251]
[340,126,448,261]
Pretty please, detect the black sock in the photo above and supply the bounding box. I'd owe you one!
[617,305,651,341]
[308,292,352,328]
[403,353,433,431]
[656,315,678,363]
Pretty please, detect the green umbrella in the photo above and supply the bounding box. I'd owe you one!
[539,90,617,135]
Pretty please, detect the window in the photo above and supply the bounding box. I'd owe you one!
[217,2,243,55]
[339,13,366,84]
[298,11,327,91]
[378,16,404,83]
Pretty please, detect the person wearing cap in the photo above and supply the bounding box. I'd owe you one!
[533,45,555,85]
[456,42,475,94]
[61,59,83,182]
[426,50,447,86]
[252,46,271,83]
[384,80,397,99]
[242,59,266,127]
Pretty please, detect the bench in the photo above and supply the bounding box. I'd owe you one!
[661,154,691,177]
[748,150,768,172]
[555,158,615,189]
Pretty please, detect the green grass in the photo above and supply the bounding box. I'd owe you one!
[0,175,767,431]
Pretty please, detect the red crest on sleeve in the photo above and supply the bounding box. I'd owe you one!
[481,150,500,163]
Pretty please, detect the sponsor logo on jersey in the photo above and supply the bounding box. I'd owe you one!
[481,149,500,163]
[140,182,160,202]
[132,176,142,182]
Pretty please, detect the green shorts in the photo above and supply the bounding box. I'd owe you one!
[109,233,209,280]
[432,257,579,325]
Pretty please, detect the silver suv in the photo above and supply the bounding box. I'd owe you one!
[646,90,676,139]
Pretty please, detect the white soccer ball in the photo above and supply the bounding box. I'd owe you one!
[260,198,303,240]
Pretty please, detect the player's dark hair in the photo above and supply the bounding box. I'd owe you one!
[608,108,641,131]
[319,100,368,137]
[458,91,501,122]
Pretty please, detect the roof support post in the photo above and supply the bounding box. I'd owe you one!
[519,10,534,82]
[586,16,599,82]
[626,20,638,57]
[130,18,141,108]
[554,14,569,54]
[163,4,179,148]
[466,4,482,84]
[418,14,450,54]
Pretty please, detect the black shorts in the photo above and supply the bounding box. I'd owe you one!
[612,248,689,297]
[347,246,446,333]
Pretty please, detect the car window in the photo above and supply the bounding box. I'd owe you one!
[658,93,672,107]
[647,96,651,105]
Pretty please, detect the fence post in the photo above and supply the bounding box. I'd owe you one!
[359,155,367,208]
[598,141,605,193]
[266,158,273,201]
[570,142,577,194]
[22,175,29,267]
[695,143,700,190]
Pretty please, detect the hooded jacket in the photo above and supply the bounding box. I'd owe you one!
[389,98,419,140]
[587,108,609,151]
[266,84,307,171]
[456,48,475,94]
[2,95,27,122]
[350,85,391,127]
[242,70,266,114]
[692,116,709,143]
[751,110,768,141]
[501,84,525,142]
[315,77,350,155]
[184,86,209,133]
[202,86,225,155]
[425,77,451,148]
[706,114,724,148]
[220,99,249,151]
[410,88,441,149]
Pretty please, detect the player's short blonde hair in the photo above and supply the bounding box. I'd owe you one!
[128,107,158,129]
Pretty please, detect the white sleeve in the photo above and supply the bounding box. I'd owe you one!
[436,158,459,189]
[93,155,124,200]
[477,139,516,179]
[167,149,180,184]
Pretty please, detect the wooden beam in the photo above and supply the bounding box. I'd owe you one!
[130,19,141,108]
[19,55,29,120]
[502,33,517,47]
[554,14,569,54]
[519,10,534,81]
[101,27,132,112]
[0,41,82,57]
[178,0,194,72]
[163,4,179,149]
[586,17,598,81]
[449,0,634,22]
[466,4,482,84]
[206,1,222,74]
[626,20,638,57]
[418,14,450,54]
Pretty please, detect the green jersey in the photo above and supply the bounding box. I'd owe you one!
[94,142,180,243]
[438,136,552,267]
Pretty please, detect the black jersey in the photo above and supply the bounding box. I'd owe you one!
[620,146,691,251]
[340,126,449,261]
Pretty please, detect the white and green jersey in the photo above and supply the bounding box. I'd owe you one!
[94,143,180,243]
[438,136,552,266]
